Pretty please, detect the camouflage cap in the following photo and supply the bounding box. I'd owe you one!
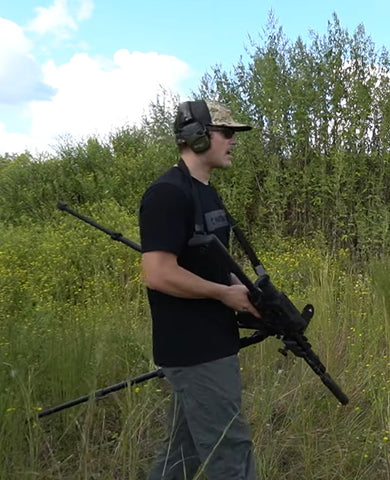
[206,101,252,131]
[173,100,252,136]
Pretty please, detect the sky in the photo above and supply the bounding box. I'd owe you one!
[1,0,390,156]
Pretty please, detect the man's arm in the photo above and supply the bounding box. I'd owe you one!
[142,250,261,318]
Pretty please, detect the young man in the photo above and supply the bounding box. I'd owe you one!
[139,100,259,479]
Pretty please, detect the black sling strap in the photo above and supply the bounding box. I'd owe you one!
[176,158,267,278]
[176,158,206,235]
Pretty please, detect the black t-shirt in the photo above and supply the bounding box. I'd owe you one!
[139,163,240,367]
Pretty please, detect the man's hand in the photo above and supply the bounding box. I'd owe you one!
[217,284,261,318]
[142,251,260,319]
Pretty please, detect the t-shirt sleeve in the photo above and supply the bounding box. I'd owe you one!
[139,182,193,255]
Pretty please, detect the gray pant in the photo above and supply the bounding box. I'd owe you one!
[148,355,257,480]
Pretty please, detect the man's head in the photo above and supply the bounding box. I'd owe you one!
[174,100,251,154]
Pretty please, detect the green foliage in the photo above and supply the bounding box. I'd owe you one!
[0,201,155,478]
[1,219,389,478]
[198,12,390,256]
[0,125,178,225]
[2,13,390,255]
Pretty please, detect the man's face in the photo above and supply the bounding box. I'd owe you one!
[205,127,236,169]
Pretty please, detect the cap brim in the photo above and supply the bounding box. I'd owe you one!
[209,122,252,131]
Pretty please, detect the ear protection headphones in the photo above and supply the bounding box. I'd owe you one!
[174,100,211,153]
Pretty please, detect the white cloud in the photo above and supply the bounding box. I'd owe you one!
[0,18,56,104]
[33,49,191,137]
[75,0,94,21]
[0,122,48,156]
[27,0,94,38]
[0,49,192,155]
[0,18,31,52]
[0,3,193,156]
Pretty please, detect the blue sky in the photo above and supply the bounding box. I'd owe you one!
[1,0,390,155]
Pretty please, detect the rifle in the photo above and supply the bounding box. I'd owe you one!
[188,234,349,405]
[40,202,348,417]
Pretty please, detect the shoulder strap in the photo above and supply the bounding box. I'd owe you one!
[208,183,266,276]
[222,206,267,278]
[176,158,206,234]
[176,158,267,277]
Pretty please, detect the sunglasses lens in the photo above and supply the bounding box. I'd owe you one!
[210,127,235,139]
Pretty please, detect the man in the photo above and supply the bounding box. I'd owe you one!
[139,100,259,479]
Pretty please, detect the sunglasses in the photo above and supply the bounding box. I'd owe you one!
[208,127,235,139]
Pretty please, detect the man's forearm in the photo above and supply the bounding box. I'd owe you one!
[142,253,260,317]
[145,261,229,300]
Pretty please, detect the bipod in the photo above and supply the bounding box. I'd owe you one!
[38,368,164,418]
[38,332,268,418]
[57,201,141,252]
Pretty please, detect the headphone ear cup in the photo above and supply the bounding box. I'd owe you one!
[179,122,210,153]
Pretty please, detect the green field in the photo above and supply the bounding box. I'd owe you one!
[0,208,389,479]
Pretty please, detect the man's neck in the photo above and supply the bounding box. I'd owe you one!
[180,152,211,184]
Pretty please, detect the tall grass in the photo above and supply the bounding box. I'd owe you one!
[0,206,389,479]
[241,251,390,479]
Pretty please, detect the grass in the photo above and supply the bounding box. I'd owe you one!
[0,211,389,479]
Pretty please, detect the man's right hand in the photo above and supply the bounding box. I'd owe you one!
[217,284,261,318]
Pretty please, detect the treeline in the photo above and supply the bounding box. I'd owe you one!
[1,14,389,256]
